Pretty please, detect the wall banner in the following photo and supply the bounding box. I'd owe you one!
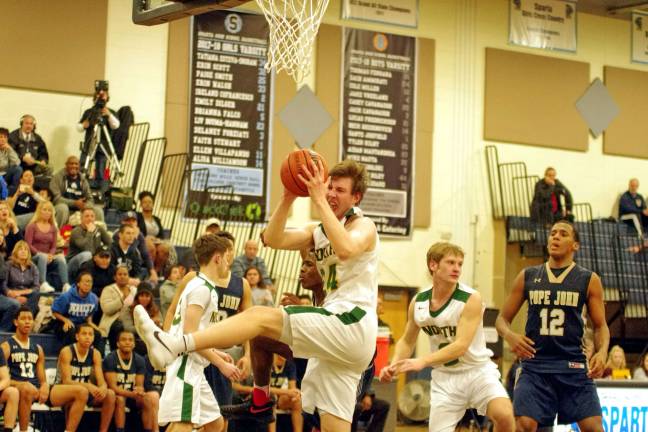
[341,0,418,28]
[632,11,648,64]
[341,28,416,237]
[188,11,272,221]
[509,0,577,53]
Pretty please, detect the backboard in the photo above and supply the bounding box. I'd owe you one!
[132,0,250,25]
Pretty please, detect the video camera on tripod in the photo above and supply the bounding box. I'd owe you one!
[81,79,124,181]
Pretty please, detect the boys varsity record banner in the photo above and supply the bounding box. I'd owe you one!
[188,11,272,221]
[341,28,416,237]
[509,0,577,53]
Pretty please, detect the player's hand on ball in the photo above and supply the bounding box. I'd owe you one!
[505,331,535,359]
[393,358,426,374]
[297,158,329,203]
[588,351,606,378]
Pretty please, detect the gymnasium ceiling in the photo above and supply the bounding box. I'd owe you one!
[578,0,648,20]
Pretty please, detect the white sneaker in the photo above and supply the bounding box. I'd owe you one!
[62,283,71,293]
[134,305,181,369]
[39,282,55,293]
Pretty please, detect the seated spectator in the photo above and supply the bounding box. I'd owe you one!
[246,266,273,306]
[57,323,116,432]
[113,211,157,283]
[111,223,147,284]
[67,207,112,280]
[270,354,302,432]
[120,282,161,335]
[4,240,39,314]
[50,155,104,227]
[634,353,648,381]
[0,240,20,331]
[0,201,22,255]
[80,245,116,298]
[25,201,70,293]
[136,191,164,238]
[352,384,390,432]
[530,167,573,225]
[232,239,273,288]
[51,270,102,350]
[38,186,53,202]
[178,217,221,271]
[603,345,632,379]
[145,235,176,280]
[0,128,23,196]
[0,336,18,431]
[103,329,157,432]
[619,178,648,234]
[9,170,45,229]
[8,115,52,178]
[159,264,183,319]
[99,265,136,348]
[143,355,164,429]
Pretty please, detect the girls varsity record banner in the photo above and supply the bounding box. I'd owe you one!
[188,11,272,221]
[341,28,416,237]
[509,0,577,53]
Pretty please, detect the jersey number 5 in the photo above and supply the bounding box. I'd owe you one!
[539,308,565,336]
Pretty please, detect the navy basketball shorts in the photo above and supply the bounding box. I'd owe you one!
[204,363,233,406]
[513,367,602,426]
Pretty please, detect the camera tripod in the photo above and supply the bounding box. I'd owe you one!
[81,116,124,182]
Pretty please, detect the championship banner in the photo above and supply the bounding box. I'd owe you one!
[188,11,272,221]
[632,11,648,64]
[341,0,418,28]
[341,28,416,237]
[509,0,577,53]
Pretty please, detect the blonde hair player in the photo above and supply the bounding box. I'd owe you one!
[380,242,514,432]
[135,159,379,432]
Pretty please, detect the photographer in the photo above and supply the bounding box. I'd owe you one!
[77,81,120,189]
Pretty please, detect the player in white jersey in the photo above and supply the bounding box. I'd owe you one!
[135,159,378,432]
[380,242,514,432]
[158,233,241,432]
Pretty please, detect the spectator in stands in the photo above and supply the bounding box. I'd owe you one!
[51,271,102,349]
[99,265,136,348]
[136,191,163,238]
[81,245,116,298]
[79,86,120,190]
[619,178,648,234]
[103,329,157,432]
[25,201,69,293]
[38,187,53,203]
[633,353,648,381]
[0,337,18,432]
[111,224,146,284]
[530,167,573,225]
[8,115,52,178]
[0,127,23,196]
[0,201,22,255]
[9,170,45,229]
[120,282,161,335]
[178,217,222,271]
[50,155,104,227]
[232,239,273,288]
[4,241,40,314]
[67,207,112,280]
[246,266,273,307]
[57,323,116,432]
[1,306,91,432]
[159,264,182,319]
[270,354,302,432]
[603,345,632,379]
[143,355,164,432]
[113,211,157,283]
[0,239,20,331]
[352,383,390,432]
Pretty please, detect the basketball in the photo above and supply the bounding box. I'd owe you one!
[280,149,329,197]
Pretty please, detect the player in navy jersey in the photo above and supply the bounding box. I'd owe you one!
[0,339,18,432]
[0,306,93,432]
[57,323,115,432]
[496,221,609,432]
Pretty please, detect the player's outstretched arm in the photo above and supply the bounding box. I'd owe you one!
[380,298,419,382]
[496,270,535,359]
[263,188,314,251]
[394,292,484,373]
[586,273,609,378]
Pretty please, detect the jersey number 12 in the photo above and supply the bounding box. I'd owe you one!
[539,308,565,336]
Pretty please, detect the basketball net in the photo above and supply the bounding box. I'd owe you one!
[254,0,330,82]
